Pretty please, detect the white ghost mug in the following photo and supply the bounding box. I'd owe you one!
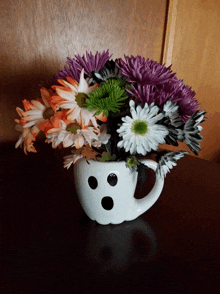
[74,158,164,225]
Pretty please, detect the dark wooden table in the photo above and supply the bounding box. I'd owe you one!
[1,143,220,294]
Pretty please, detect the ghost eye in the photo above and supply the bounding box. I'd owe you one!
[107,173,118,186]
[88,176,98,189]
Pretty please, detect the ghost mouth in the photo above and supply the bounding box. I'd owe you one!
[101,196,114,210]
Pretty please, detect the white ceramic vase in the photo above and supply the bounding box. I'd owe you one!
[74,158,164,225]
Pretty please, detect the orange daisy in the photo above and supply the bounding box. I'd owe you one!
[51,69,107,127]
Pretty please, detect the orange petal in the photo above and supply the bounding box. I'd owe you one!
[66,77,79,88]
[95,112,108,122]
[20,117,28,126]
[51,84,72,92]
[40,88,51,108]
[48,89,54,96]
[22,99,33,111]
[57,110,71,125]
[40,87,50,97]
[49,94,66,112]
[16,107,25,117]
[38,120,52,133]
[58,79,74,87]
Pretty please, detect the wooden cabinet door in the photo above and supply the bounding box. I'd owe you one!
[162,0,220,162]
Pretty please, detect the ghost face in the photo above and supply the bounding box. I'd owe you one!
[74,158,138,225]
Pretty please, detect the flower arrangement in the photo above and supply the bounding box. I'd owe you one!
[15,50,205,179]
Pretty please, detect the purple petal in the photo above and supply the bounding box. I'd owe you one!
[52,50,112,84]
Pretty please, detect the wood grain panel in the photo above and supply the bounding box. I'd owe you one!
[162,0,220,162]
[0,0,167,142]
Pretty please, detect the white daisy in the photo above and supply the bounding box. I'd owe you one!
[117,100,169,156]
[15,124,39,154]
[52,69,98,127]
[15,88,54,129]
[46,120,100,149]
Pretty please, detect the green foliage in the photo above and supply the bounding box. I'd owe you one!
[97,152,117,162]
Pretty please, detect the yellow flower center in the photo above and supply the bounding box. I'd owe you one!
[75,92,87,107]
[131,120,148,135]
[43,107,54,120]
[66,123,81,134]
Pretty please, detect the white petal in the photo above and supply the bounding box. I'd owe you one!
[63,134,74,147]
[129,100,135,108]
[78,69,90,93]
[15,124,23,132]
[117,140,124,148]
[130,143,136,154]
[137,143,146,155]
[15,136,24,148]
[26,115,42,121]
[56,88,75,101]
[25,109,42,115]
[59,101,76,109]
[31,100,46,111]
[23,120,41,128]
[136,105,142,117]
[61,80,78,92]
[74,134,85,148]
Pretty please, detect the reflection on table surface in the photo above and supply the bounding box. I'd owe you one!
[85,218,157,272]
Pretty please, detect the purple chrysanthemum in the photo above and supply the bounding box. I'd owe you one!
[52,50,112,84]
[126,84,154,104]
[52,61,79,84]
[127,80,199,122]
[117,55,177,86]
[161,80,199,121]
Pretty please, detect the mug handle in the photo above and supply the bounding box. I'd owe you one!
[132,159,164,218]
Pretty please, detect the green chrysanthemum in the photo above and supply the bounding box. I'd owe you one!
[84,79,129,117]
